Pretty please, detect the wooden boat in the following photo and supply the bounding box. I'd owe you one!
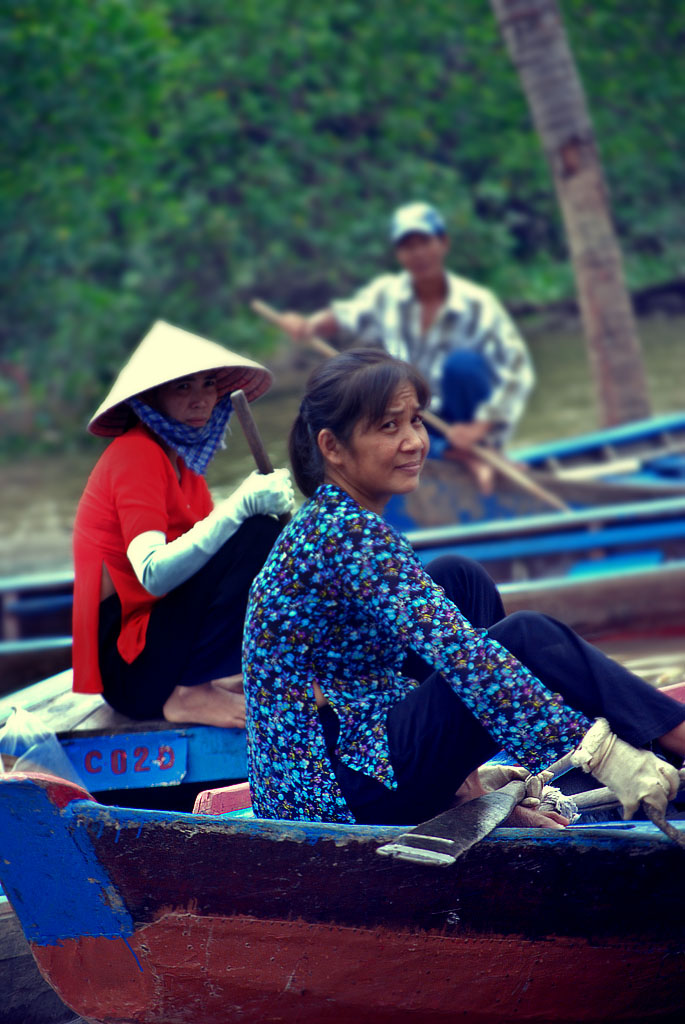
[408,492,685,578]
[385,411,685,530]
[406,493,685,644]
[515,411,685,487]
[1,612,683,1024]
[0,670,248,811]
[0,673,253,1023]
[1,669,685,1024]
[0,569,73,642]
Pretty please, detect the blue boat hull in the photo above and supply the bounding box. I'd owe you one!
[1,770,684,1024]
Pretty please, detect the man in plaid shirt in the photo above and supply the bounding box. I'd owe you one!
[280,202,534,487]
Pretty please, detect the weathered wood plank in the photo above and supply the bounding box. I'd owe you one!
[0,670,177,737]
[0,900,75,1024]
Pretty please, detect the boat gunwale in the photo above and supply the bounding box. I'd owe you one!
[60,788,682,853]
[511,411,685,463]
[405,493,685,548]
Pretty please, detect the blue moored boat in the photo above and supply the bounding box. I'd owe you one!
[385,412,685,531]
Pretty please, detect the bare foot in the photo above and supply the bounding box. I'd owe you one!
[506,804,569,830]
[211,673,244,694]
[162,683,246,728]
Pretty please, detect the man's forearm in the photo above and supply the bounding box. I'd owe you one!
[307,309,339,338]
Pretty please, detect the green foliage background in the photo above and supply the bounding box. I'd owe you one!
[1,0,683,445]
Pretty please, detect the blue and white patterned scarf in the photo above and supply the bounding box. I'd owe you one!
[127,393,233,475]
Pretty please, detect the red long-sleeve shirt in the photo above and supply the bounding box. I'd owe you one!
[72,423,213,693]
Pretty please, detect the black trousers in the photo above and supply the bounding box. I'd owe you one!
[320,555,685,825]
[98,515,281,720]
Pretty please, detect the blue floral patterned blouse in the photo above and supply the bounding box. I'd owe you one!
[243,484,590,823]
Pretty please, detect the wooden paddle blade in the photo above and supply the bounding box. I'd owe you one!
[376,780,526,867]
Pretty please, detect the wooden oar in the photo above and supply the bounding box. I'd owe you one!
[375,752,574,866]
[251,299,338,359]
[377,768,685,866]
[420,408,569,511]
[376,779,527,866]
[230,388,291,527]
[250,298,569,512]
[375,780,606,867]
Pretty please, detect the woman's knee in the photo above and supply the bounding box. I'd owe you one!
[425,554,504,627]
[425,554,496,594]
[234,513,282,551]
[489,609,561,661]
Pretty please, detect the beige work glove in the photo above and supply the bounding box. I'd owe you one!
[571,717,679,819]
[477,764,530,792]
[478,763,561,809]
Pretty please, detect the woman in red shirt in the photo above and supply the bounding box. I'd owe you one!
[72,320,293,727]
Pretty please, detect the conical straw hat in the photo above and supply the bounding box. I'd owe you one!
[88,320,273,436]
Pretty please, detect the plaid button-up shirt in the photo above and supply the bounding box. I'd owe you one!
[332,270,534,443]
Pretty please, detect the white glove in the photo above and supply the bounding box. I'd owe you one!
[229,468,294,519]
[571,717,679,819]
[127,468,294,596]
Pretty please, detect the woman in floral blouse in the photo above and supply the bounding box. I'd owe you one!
[243,349,685,825]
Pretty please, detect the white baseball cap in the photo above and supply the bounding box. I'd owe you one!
[390,202,446,243]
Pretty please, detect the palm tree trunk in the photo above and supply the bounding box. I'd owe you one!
[490,0,651,426]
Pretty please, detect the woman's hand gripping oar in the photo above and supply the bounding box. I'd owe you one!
[376,755,685,867]
[250,298,569,513]
[230,388,291,528]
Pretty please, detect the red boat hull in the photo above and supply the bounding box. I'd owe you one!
[35,913,685,1024]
